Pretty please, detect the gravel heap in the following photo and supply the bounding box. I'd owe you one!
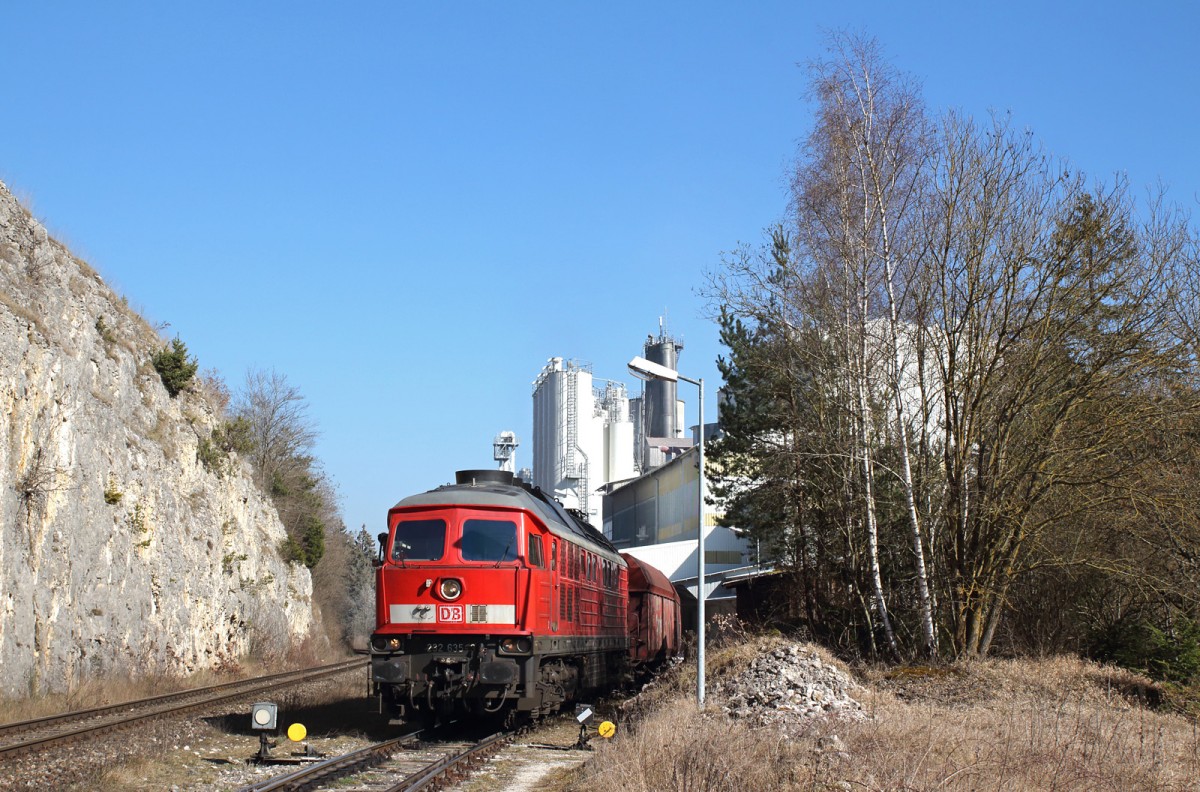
[719,642,867,731]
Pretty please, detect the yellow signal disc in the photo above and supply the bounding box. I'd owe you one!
[598,720,616,739]
[287,723,307,742]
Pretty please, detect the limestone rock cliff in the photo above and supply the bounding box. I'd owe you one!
[0,182,313,697]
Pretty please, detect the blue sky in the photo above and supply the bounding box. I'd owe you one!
[3,2,1197,535]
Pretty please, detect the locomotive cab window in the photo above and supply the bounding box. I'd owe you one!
[461,518,519,562]
[391,518,447,561]
[528,535,544,568]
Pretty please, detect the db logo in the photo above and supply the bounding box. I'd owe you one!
[438,605,464,623]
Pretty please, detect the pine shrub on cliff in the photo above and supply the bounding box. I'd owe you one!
[152,337,198,397]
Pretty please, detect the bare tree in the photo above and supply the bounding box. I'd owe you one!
[235,368,318,493]
[914,112,1184,654]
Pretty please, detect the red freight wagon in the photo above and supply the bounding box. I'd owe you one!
[623,552,683,666]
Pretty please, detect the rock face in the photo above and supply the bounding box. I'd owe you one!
[0,181,313,697]
[720,642,867,732]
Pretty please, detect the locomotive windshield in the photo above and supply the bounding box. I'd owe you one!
[461,518,519,562]
[391,518,447,561]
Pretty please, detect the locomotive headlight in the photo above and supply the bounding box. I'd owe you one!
[438,578,462,601]
[371,635,403,652]
[499,637,532,654]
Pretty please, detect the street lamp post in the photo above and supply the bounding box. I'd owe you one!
[627,355,706,708]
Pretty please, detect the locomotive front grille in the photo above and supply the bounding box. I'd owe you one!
[466,604,516,624]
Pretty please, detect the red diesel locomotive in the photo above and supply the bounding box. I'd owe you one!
[370,469,680,725]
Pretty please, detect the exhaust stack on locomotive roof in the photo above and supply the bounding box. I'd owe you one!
[455,469,514,486]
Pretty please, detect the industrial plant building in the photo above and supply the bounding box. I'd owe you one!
[524,324,751,615]
[530,357,636,527]
[494,317,942,623]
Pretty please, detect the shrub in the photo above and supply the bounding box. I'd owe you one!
[299,515,325,568]
[1088,616,1200,684]
[103,477,123,505]
[198,418,256,477]
[127,501,148,534]
[277,518,326,569]
[278,536,305,566]
[151,337,198,397]
[213,416,254,455]
[95,316,116,344]
[197,436,224,476]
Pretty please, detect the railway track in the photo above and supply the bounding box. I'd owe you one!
[0,658,366,761]
[233,711,599,792]
[237,731,510,792]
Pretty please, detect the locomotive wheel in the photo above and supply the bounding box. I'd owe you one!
[504,709,532,731]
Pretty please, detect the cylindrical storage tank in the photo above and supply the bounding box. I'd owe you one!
[606,421,635,483]
[644,336,682,439]
[630,396,644,469]
[532,358,566,494]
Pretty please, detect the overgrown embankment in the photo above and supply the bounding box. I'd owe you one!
[567,634,1200,791]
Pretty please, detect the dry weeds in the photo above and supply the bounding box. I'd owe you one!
[574,646,1200,791]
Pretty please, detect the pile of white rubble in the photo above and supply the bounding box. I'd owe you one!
[719,642,868,732]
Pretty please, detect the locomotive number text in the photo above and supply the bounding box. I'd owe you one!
[424,642,468,653]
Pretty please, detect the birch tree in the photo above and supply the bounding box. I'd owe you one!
[804,32,938,656]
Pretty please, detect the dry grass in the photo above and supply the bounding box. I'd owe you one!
[1,670,212,725]
[842,691,1197,790]
[82,673,372,792]
[573,645,1200,792]
[575,698,812,791]
[0,643,350,726]
[0,286,49,340]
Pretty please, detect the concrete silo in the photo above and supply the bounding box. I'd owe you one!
[598,381,636,484]
[531,358,601,521]
[531,359,638,529]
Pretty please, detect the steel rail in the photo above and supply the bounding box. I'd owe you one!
[0,659,366,761]
[0,658,364,740]
[236,731,423,792]
[235,732,510,792]
[391,732,509,792]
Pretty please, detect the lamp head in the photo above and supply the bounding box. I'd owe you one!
[627,356,678,382]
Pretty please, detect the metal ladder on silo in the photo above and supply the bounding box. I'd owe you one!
[565,367,577,479]
[564,367,588,517]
